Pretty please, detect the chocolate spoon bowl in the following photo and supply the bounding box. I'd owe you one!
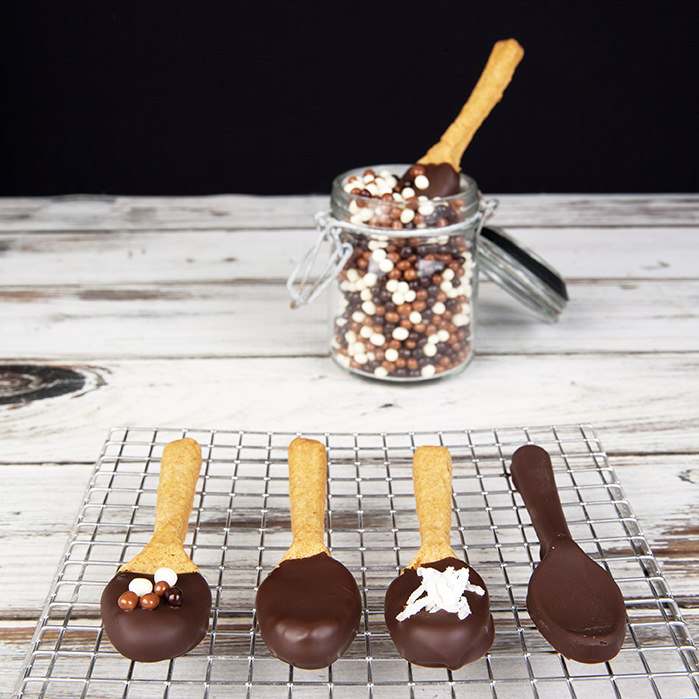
[255,437,362,669]
[510,444,626,663]
[384,446,494,669]
[100,438,211,662]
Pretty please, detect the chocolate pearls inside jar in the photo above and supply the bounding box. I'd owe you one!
[328,165,484,382]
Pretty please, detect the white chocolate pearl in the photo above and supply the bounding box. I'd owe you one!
[442,268,455,281]
[437,329,450,342]
[352,311,366,322]
[355,352,368,364]
[423,343,437,357]
[363,272,378,287]
[385,348,399,362]
[401,187,416,198]
[360,325,373,338]
[392,292,405,305]
[397,281,410,294]
[129,577,153,597]
[386,279,399,293]
[409,311,422,324]
[418,201,435,216]
[360,288,372,301]
[154,567,178,587]
[392,327,409,341]
[347,269,359,282]
[336,353,350,367]
[404,290,417,303]
[371,248,387,261]
[414,174,430,190]
[400,208,415,224]
[374,366,388,378]
[345,330,357,344]
[370,333,385,346]
[453,313,470,326]
[432,302,446,315]
[421,365,436,378]
[362,301,376,315]
[379,258,394,273]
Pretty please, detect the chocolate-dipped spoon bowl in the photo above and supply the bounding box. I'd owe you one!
[384,446,494,669]
[511,444,626,663]
[255,437,362,669]
[100,438,211,662]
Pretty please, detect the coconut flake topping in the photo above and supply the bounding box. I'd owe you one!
[396,566,485,621]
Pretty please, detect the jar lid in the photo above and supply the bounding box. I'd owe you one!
[478,226,568,322]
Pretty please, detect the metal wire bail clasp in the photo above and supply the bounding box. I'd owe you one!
[286,212,353,308]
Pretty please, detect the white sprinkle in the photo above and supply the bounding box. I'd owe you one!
[154,568,178,587]
[392,327,409,341]
[379,258,395,273]
[128,578,153,597]
[409,311,422,324]
[414,174,430,190]
[370,333,385,346]
[385,348,399,362]
[362,301,376,315]
[374,366,388,378]
[421,364,436,378]
[432,302,446,315]
[396,566,485,622]
[400,208,415,224]
[423,343,437,357]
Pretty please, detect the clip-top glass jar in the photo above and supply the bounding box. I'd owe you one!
[289,164,494,382]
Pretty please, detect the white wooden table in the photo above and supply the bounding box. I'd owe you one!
[1,193,698,696]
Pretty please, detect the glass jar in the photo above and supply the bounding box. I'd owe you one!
[290,164,494,382]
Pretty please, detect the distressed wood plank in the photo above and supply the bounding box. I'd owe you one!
[1,279,698,359]
[0,354,697,464]
[1,194,699,231]
[1,226,698,285]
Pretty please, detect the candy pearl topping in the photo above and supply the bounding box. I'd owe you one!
[118,590,138,610]
[128,577,153,597]
[154,567,178,587]
[154,580,170,597]
[166,586,183,608]
[140,592,160,610]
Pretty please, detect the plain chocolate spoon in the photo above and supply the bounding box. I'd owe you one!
[510,444,626,663]
[255,437,362,669]
[100,438,211,662]
[384,446,494,669]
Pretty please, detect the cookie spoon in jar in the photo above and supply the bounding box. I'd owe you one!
[384,446,494,669]
[510,444,626,663]
[255,437,362,669]
[100,438,211,662]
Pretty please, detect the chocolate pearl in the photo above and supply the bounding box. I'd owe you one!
[118,591,138,611]
[409,164,426,178]
[387,268,402,280]
[154,580,170,597]
[403,268,418,281]
[166,586,183,607]
[385,311,400,324]
[140,592,160,610]
[400,246,414,258]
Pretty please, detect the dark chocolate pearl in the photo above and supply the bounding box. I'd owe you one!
[154,580,170,597]
[140,592,160,610]
[167,586,183,608]
[118,591,138,611]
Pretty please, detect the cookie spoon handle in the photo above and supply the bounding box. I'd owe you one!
[282,437,330,561]
[410,446,456,567]
[510,444,571,558]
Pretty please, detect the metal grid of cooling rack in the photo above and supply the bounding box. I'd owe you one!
[15,424,699,699]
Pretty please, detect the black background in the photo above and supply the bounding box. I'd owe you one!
[1,1,697,196]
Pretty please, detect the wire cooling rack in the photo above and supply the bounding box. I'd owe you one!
[15,425,699,698]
